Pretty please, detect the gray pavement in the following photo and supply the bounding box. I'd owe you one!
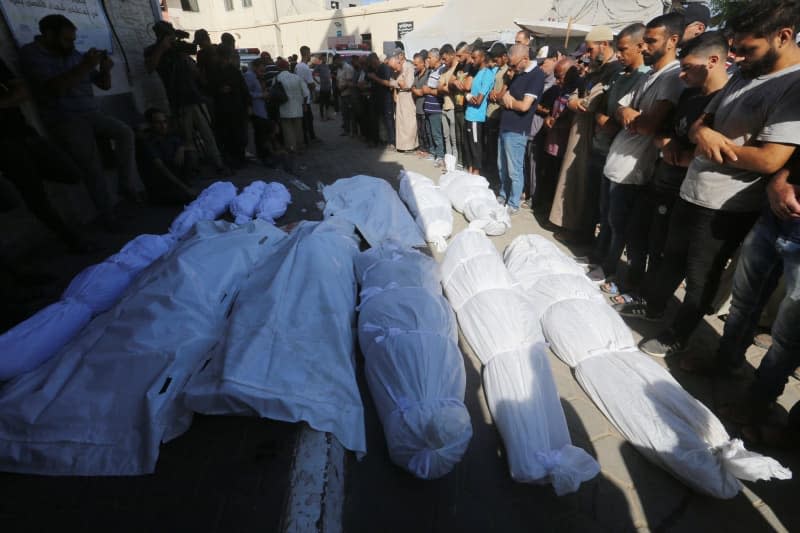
[0,116,797,532]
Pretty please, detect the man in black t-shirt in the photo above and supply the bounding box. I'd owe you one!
[615,32,730,309]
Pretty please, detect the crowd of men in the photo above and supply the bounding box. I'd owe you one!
[1,1,799,444]
[388,0,799,445]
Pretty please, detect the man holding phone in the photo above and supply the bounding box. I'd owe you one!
[20,14,144,223]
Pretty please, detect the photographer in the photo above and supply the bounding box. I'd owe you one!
[20,14,144,226]
[144,21,225,173]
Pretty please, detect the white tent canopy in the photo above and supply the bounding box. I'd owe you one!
[402,0,668,53]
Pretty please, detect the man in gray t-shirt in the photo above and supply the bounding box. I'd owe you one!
[637,7,800,359]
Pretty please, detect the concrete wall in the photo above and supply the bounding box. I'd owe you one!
[0,0,167,120]
[166,0,444,58]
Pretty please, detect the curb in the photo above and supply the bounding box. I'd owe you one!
[282,424,345,533]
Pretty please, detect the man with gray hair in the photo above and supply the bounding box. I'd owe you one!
[423,48,445,165]
[388,48,418,152]
[497,43,545,214]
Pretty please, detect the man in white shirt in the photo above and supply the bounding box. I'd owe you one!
[295,45,318,143]
[276,58,309,154]
[335,55,356,136]
[594,13,685,293]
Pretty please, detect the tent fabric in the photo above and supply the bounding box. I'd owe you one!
[401,0,668,54]
[541,298,792,499]
[323,175,426,249]
[0,220,287,475]
[0,182,238,381]
[355,243,472,479]
[440,229,599,493]
[182,218,367,456]
[398,169,453,252]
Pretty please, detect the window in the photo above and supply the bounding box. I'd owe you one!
[180,0,199,12]
[224,0,234,11]
[242,0,252,6]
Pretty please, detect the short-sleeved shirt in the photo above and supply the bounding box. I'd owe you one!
[315,63,332,92]
[20,40,99,123]
[652,87,719,193]
[244,69,267,119]
[603,60,684,185]
[465,66,495,122]
[439,64,457,111]
[487,64,507,120]
[0,58,29,139]
[681,63,800,212]
[453,63,478,108]
[499,63,545,135]
[413,68,429,114]
[592,65,650,154]
[423,64,444,114]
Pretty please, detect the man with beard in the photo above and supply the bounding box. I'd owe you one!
[549,25,622,242]
[591,13,685,296]
[636,0,800,360]
[590,23,649,263]
[20,14,145,224]
[614,31,730,310]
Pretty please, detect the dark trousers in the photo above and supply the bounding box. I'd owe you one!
[484,117,501,183]
[464,120,484,170]
[625,184,681,293]
[427,112,444,159]
[454,107,466,166]
[251,116,275,159]
[715,210,800,401]
[302,103,317,144]
[0,133,84,236]
[382,97,396,146]
[645,198,759,343]
[599,181,645,278]
[416,113,432,152]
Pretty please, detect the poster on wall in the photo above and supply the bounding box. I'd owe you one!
[397,21,414,40]
[0,0,114,53]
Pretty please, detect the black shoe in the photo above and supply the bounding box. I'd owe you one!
[615,301,662,321]
[639,331,686,358]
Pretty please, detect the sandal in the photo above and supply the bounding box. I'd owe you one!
[600,280,619,295]
[609,293,639,305]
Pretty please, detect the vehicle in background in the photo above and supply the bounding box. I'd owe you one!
[313,49,372,64]
[237,47,261,72]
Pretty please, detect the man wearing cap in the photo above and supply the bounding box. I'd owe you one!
[20,14,145,221]
[528,44,562,211]
[548,25,622,243]
[145,21,226,173]
[679,2,711,44]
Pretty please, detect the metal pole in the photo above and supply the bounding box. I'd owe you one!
[272,0,284,57]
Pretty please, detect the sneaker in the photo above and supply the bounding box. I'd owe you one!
[496,195,507,206]
[456,163,464,170]
[424,154,435,161]
[614,301,662,321]
[508,206,520,216]
[587,266,605,282]
[639,332,686,358]
[433,158,444,168]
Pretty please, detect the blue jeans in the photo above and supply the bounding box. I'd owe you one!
[497,130,528,208]
[716,210,800,403]
[600,181,645,277]
[426,112,444,159]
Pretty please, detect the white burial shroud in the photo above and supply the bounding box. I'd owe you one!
[0,181,239,381]
[397,169,453,252]
[183,218,367,456]
[0,219,286,475]
[541,298,792,499]
[439,171,510,236]
[323,175,426,249]
[356,243,472,479]
[440,229,599,494]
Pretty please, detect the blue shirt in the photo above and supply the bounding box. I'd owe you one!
[500,63,545,135]
[465,66,495,122]
[20,40,99,123]
[244,70,267,119]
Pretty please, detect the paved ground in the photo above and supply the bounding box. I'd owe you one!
[1,116,798,532]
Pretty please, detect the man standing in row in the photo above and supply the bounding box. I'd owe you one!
[497,44,545,214]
